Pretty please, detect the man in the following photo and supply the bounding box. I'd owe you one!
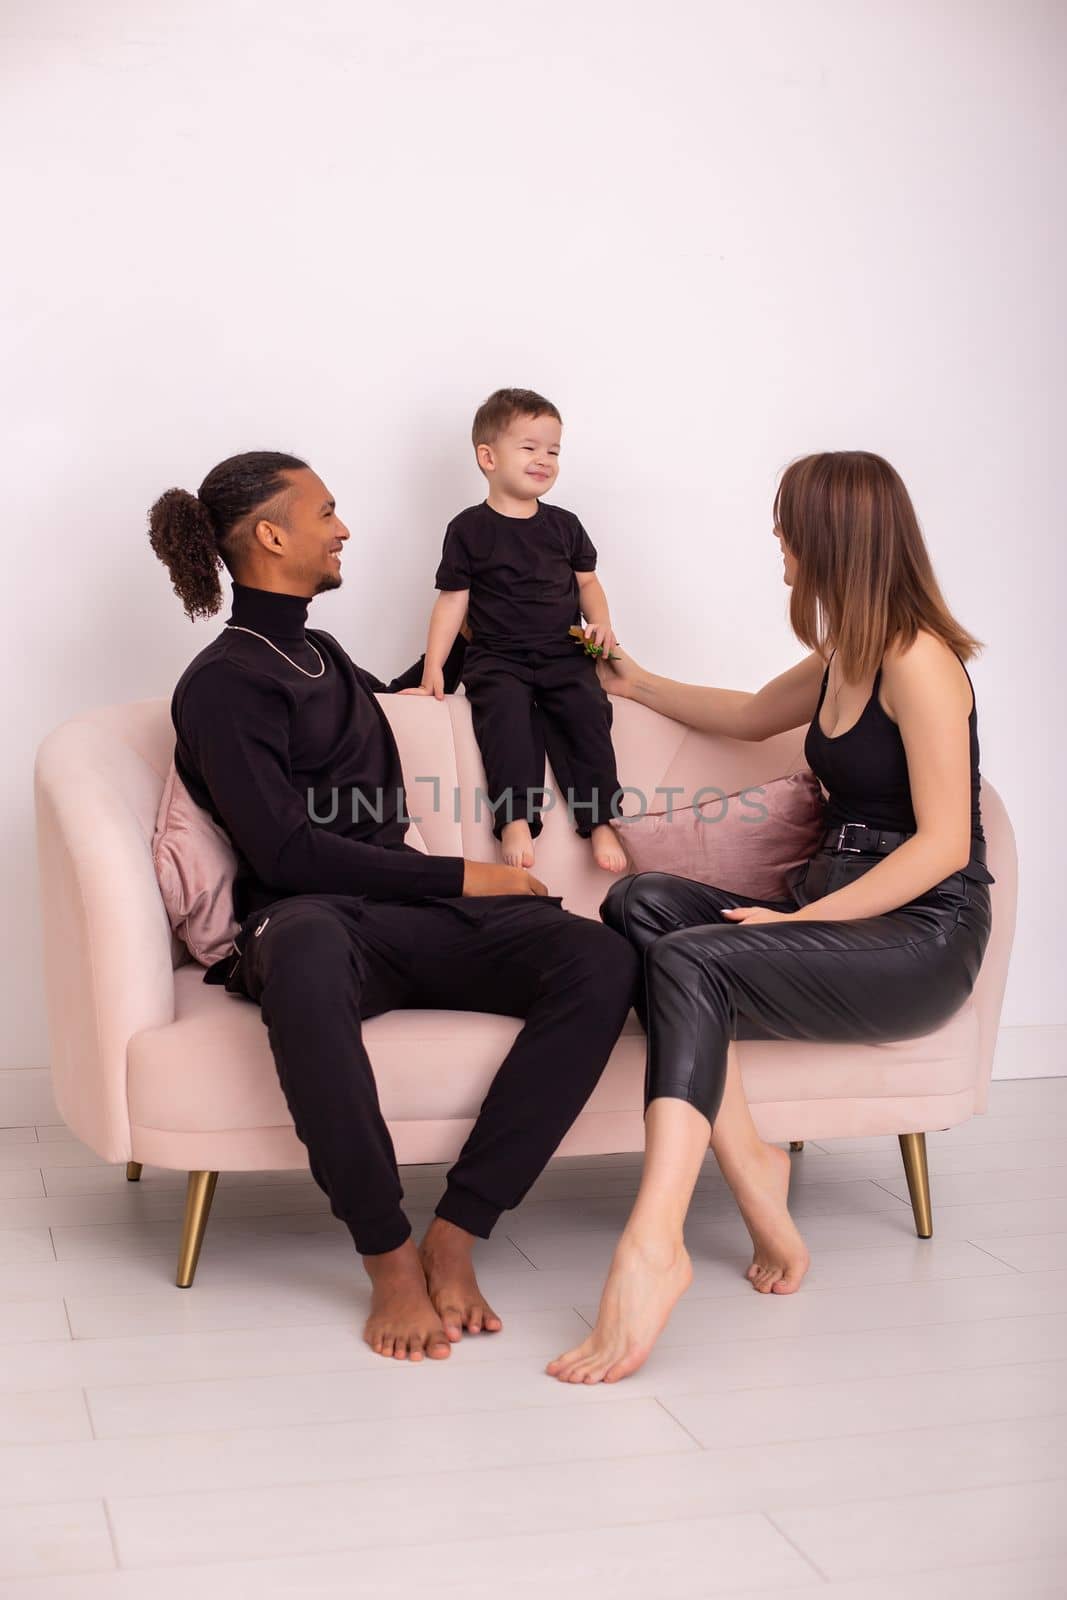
[148,450,638,1362]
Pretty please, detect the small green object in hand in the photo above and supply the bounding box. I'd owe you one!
[568,625,622,661]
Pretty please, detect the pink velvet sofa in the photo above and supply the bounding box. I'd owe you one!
[33,692,1018,1285]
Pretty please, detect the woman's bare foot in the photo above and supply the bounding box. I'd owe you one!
[546,1232,693,1384]
[363,1239,452,1361]
[418,1217,503,1341]
[591,822,627,873]
[722,1139,810,1294]
[501,819,535,868]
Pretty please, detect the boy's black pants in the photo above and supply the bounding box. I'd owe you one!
[462,643,622,839]
[221,891,639,1256]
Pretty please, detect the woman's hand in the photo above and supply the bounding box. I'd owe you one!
[595,645,643,699]
[720,906,796,925]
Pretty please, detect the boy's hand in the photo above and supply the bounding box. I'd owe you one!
[583,622,618,656]
[399,666,446,700]
[569,623,621,660]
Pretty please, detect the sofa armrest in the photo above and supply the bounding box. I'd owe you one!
[34,720,177,1162]
[972,778,1019,1110]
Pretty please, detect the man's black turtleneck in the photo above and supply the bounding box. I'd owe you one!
[172,582,468,929]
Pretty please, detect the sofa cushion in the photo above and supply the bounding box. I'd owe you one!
[128,965,647,1130]
[609,769,827,900]
[126,964,980,1139]
[152,763,241,967]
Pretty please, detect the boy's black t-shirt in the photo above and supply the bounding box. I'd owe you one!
[434,500,597,654]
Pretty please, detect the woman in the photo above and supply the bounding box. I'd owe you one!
[547,451,994,1386]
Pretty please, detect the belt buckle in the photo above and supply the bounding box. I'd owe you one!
[835,822,865,854]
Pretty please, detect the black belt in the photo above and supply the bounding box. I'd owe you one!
[821,821,989,869]
[822,822,912,854]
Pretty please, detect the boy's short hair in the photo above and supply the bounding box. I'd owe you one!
[472,388,562,449]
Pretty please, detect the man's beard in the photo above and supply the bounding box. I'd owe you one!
[313,571,343,596]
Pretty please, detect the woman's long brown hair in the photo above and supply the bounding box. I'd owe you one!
[773,451,983,681]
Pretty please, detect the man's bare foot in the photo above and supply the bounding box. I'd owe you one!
[722,1139,810,1294]
[501,819,535,868]
[419,1216,503,1342]
[590,822,627,873]
[546,1232,693,1384]
[363,1239,452,1361]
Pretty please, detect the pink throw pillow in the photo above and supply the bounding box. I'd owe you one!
[152,761,431,966]
[608,770,827,901]
[152,763,241,966]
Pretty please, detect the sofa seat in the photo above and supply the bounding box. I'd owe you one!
[124,959,984,1169]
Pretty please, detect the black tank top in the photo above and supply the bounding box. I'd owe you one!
[804,648,987,852]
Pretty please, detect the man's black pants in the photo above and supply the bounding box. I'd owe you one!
[462,644,622,840]
[222,893,639,1256]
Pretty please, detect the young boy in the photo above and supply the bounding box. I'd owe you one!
[413,388,627,871]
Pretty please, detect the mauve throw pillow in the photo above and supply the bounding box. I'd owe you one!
[608,770,827,900]
[152,763,241,966]
[152,761,431,966]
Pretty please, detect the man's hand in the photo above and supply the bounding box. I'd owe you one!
[399,665,446,700]
[462,861,549,897]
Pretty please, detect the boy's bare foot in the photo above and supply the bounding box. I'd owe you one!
[721,1139,810,1294]
[546,1231,693,1384]
[419,1216,503,1341]
[591,822,627,872]
[363,1239,452,1361]
[501,819,535,868]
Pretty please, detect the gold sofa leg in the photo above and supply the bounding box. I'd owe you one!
[789,1141,805,1152]
[898,1132,933,1238]
[176,1171,219,1288]
[126,1161,143,1182]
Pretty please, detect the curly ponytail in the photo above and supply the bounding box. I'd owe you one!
[148,490,221,620]
[148,450,308,621]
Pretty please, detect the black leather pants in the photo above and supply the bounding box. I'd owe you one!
[599,850,993,1127]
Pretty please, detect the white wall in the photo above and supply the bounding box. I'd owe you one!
[2,0,1063,1075]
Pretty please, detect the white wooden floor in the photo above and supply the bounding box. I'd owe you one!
[1,1076,1065,1597]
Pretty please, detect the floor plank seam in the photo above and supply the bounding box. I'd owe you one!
[762,1467,1067,1519]
[652,1395,708,1451]
[66,1392,1067,1457]
[77,1388,676,1439]
[866,1178,915,1205]
[101,1496,122,1570]
[81,1440,704,1516]
[641,1351,1067,1406]
[964,1240,1029,1271]
[79,1385,98,1440]
[30,1503,875,1581]
[11,1301,1067,1382]
[760,1507,830,1583]
[499,1235,541,1268]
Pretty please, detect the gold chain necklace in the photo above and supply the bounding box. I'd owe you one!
[225,625,326,679]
